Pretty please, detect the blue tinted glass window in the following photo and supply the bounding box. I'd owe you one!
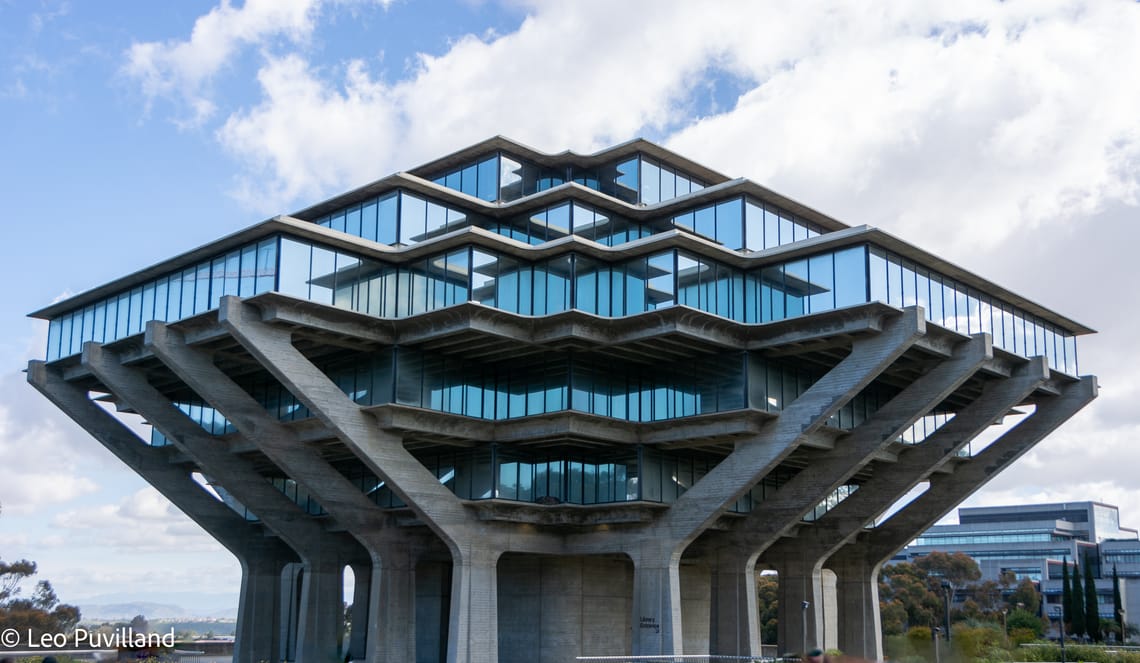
[716,199,743,250]
[833,246,867,308]
[377,193,398,245]
[477,156,498,201]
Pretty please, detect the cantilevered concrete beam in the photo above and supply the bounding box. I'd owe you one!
[27,361,296,663]
[218,296,511,663]
[81,343,354,663]
[701,333,991,656]
[827,375,1096,659]
[854,374,1097,561]
[755,358,1049,657]
[147,320,437,663]
[772,370,1093,659]
[622,308,925,656]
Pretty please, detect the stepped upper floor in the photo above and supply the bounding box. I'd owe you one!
[31,137,1094,374]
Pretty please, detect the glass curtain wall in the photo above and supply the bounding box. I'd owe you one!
[48,234,1080,374]
[491,201,652,247]
[868,246,1076,373]
[46,238,278,361]
[427,152,705,206]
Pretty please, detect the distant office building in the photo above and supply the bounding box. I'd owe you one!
[28,137,1096,663]
[901,502,1138,633]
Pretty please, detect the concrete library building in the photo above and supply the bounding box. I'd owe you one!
[29,137,1096,662]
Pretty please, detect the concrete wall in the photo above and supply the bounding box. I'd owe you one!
[498,554,633,663]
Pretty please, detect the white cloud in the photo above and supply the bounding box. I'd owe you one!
[50,487,226,554]
[122,0,1137,259]
[122,0,392,127]
[0,379,100,516]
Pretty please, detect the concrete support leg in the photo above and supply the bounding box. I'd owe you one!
[297,556,346,663]
[827,551,883,661]
[348,561,371,662]
[369,545,418,663]
[771,555,824,656]
[235,551,289,663]
[447,548,501,663]
[709,551,760,656]
[281,563,304,662]
[630,548,684,657]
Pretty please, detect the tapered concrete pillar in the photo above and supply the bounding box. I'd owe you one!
[237,550,290,663]
[709,549,761,656]
[297,556,346,663]
[827,550,883,660]
[370,544,419,663]
[348,561,371,662]
[447,547,501,663]
[768,553,825,655]
[629,547,684,656]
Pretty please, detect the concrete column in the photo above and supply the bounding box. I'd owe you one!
[447,547,501,663]
[297,556,346,663]
[826,550,883,660]
[348,561,371,662]
[629,547,684,656]
[236,549,290,663]
[281,563,304,662]
[709,549,761,656]
[768,552,825,655]
[370,544,419,663]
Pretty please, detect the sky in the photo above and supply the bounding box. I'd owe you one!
[1,0,1139,616]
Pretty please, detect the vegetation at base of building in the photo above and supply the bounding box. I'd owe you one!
[990,644,1140,662]
[756,574,779,645]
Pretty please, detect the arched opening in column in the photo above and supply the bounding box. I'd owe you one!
[757,568,780,653]
[497,553,633,663]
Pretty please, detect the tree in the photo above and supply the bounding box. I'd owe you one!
[1007,577,1041,616]
[0,559,37,602]
[756,574,779,644]
[130,614,150,634]
[1114,564,1125,643]
[0,559,81,639]
[972,580,1003,614]
[1007,607,1045,637]
[1084,555,1100,641]
[1071,558,1086,637]
[914,551,982,588]
[880,562,942,631]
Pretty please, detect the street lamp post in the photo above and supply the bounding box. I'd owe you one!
[1053,605,1067,663]
[801,600,810,655]
[941,580,953,643]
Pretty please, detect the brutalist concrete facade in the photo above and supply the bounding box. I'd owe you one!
[28,137,1096,662]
